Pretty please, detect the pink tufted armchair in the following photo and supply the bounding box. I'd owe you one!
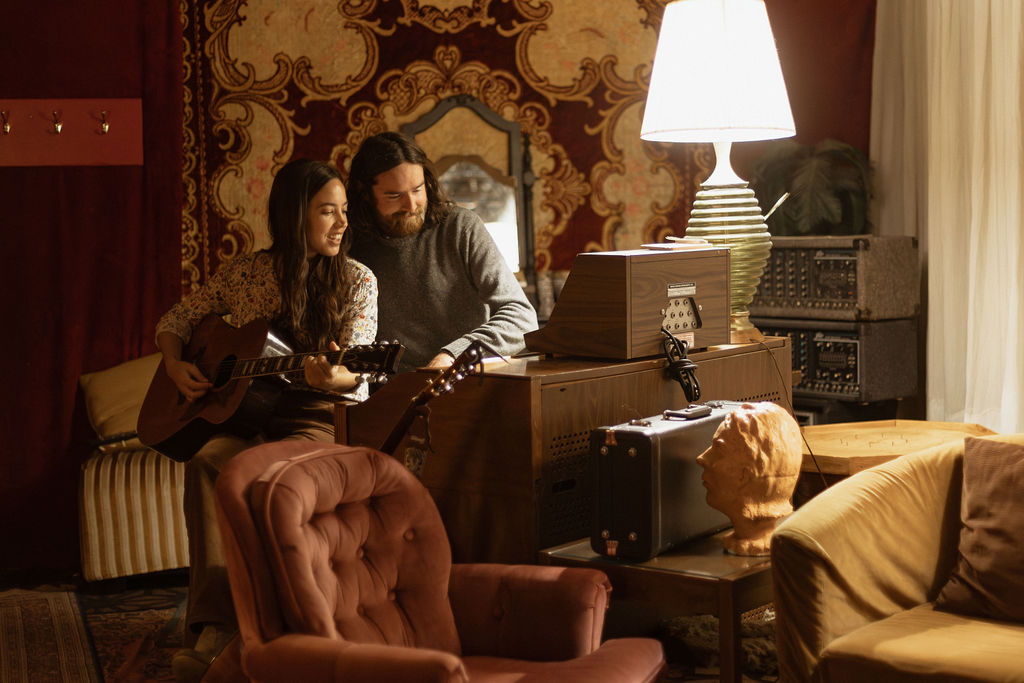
[209,440,665,682]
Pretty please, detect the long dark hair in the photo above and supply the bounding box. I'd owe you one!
[266,158,350,351]
[346,131,452,236]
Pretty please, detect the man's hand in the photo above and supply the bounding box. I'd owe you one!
[423,351,455,370]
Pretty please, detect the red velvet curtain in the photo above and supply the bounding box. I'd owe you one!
[0,1,182,572]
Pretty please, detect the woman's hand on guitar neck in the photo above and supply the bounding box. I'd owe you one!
[303,341,360,393]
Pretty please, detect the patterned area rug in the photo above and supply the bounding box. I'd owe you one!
[657,605,779,682]
[0,588,102,683]
[6,577,775,682]
[78,582,187,683]
[78,581,187,683]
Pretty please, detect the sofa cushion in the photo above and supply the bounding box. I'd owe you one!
[819,602,1024,682]
[78,354,162,451]
[935,437,1024,622]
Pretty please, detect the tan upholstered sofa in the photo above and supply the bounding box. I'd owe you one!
[771,433,1024,683]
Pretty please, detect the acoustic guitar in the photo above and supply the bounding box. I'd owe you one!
[138,313,404,462]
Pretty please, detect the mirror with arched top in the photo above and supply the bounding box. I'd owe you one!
[400,95,536,303]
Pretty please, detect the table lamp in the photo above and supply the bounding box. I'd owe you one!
[641,0,796,342]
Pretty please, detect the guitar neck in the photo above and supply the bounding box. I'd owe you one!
[378,403,423,456]
[232,349,349,380]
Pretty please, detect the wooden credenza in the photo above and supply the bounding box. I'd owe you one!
[336,337,791,565]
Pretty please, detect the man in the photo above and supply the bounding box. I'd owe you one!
[696,402,802,556]
[347,131,537,372]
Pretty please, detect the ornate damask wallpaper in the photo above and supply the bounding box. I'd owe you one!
[180,0,872,290]
[180,0,709,289]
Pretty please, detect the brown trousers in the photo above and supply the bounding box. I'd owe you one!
[183,392,335,634]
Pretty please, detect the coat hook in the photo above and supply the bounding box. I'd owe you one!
[1,111,9,135]
[99,110,110,135]
[51,111,63,134]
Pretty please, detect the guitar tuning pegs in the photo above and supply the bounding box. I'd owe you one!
[453,372,464,381]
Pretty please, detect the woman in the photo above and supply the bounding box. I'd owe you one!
[156,159,377,682]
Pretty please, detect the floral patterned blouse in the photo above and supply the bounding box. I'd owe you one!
[156,251,378,400]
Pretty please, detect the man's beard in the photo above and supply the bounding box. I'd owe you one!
[378,209,425,238]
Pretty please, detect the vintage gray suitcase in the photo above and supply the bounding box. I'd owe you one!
[590,401,743,560]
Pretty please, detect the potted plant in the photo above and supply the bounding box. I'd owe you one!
[748,138,873,236]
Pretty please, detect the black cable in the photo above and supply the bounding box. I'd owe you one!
[755,338,829,492]
[660,327,700,403]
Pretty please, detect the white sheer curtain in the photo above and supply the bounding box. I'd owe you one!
[871,0,1024,433]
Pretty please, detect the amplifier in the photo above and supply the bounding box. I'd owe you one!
[752,317,918,402]
[750,235,919,320]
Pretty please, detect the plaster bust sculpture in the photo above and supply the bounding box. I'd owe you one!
[696,402,803,556]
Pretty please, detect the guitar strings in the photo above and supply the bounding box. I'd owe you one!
[203,344,390,380]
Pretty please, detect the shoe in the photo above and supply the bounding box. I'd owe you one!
[171,624,237,683]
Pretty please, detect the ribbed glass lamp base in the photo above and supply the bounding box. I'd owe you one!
[684,182,771,343]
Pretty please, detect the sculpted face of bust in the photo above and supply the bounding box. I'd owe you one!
[697,402,803,556]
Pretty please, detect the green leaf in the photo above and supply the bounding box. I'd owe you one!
[748,138,872,236]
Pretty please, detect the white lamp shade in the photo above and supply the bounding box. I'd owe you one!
[641,0,796,143]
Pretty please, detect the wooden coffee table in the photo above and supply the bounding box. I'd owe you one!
[539,533,772,683]
[797,419,996,502]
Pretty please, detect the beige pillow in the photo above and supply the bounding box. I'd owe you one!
[935,437,1024,622]
[79,353,162,450]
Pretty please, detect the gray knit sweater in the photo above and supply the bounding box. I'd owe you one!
[350,205,538,372]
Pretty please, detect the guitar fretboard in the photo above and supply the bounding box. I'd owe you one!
[231,350,350,379]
